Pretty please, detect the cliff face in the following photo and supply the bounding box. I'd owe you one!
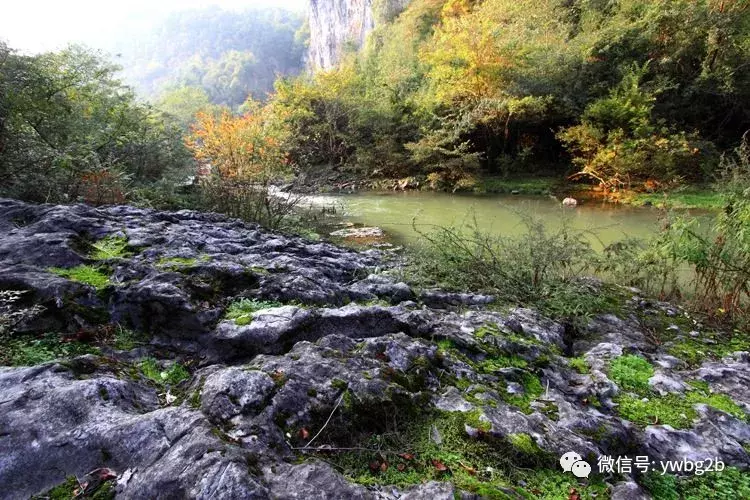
[307,0,411,70]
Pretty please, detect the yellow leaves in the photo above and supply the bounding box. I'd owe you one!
[421,0,567,105]
[186,104,288,182]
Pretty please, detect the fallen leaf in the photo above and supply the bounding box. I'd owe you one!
[431,459,448,472]
[398,453,415,461]
[369,461,381,473]
[380,461,389,472]
[298,428,310,440]
[397,464,406,472]
[568,487,581,500]
[458,462,477,475]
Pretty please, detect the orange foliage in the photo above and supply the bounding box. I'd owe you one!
[80,171,127,206]
[186,105,288,182]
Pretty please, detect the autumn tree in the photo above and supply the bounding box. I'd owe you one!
[186,100,295,227]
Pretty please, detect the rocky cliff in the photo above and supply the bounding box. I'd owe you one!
[307,0,411,70]
[0,198,749,498]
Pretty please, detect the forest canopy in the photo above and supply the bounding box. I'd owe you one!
[261,0,750,191]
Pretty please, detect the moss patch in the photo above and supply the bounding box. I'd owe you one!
[49,265,111,289]
[616,383,747,429]
[157,256,203,269]
[668,333,750,367]
[90,236,131,260]
[317,409,605,498]
[33,474,115,500]
[224,298,284,326]
[609,355,654,394]
[615,393,697,428]
[569,356,589,374]
[641,467,750,499]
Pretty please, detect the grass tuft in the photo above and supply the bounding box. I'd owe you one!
[49,265,111,289]
[139,357,190,386]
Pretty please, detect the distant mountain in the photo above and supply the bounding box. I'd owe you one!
[110,7,308,107]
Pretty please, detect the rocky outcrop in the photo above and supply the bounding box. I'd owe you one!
[307,0,411,70]
[0,198,748,498]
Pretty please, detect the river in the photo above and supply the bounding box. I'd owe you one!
[306,191,711,249]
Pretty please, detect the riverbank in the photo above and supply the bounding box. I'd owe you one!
[1,198,748,499]
[293,165,723,211]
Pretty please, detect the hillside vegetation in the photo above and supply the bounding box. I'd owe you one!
[265,0,749,192]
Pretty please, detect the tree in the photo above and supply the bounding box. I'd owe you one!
[0,44,192,204]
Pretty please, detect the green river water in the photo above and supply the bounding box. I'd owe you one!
[308,191,710,249]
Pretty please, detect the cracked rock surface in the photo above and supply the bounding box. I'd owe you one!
[0,198,748,499]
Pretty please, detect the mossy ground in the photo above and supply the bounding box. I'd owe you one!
[623,188,724,210]
[471,176,559,195]
[667,332,750,367]
[608,355,654,394]
[313,409,607,498]
[608,355,747,428]
[641,467,750,499]
[156,255,210,269]
[33,474,115,500]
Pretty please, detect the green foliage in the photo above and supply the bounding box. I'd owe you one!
[49,266,111,289]
[668,332,750,367]
[608,355,654,394]
[0,43,193,205]
[685,386,747,421]
[569,357,590,374]
[559,63,716,191]
[225,298,284,326]
[139,358,190,386]
[156,86,221,130]
[257,0,750,189]
[34,474,115,500]
[616,379,747,429]
[0,333,99,366]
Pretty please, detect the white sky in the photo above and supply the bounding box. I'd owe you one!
[0,0,308,54]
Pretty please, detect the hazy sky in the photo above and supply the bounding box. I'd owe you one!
[0,0,308,53]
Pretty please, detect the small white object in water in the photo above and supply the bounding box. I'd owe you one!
[562,197,578,207]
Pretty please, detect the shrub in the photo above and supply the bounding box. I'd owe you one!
[559,64,716,191]
[406,213,615,323]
